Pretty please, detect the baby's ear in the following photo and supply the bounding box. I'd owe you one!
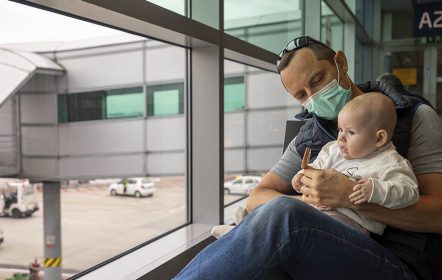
[375,129,388,148]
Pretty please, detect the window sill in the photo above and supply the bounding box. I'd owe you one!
[75,223,214,280]
[74,199,247,279]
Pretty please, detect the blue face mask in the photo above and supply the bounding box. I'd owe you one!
[301,59,352,120]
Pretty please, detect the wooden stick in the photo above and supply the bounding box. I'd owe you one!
[301,147,311,169]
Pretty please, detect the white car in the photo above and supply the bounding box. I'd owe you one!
[108,178,155,198]
[224,176,262,195]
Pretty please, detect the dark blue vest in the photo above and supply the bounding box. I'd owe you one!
[294,81,429,161]
[293,81,440,280]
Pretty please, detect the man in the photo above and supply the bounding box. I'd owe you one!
[174,36,442,280]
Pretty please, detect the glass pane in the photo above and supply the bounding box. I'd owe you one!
[147,83,184,116]
[147,1,220,29]
[106,88,144,119]
[58,87,144,122]
[386,51,424,100]
[147,0,187,16]
[223,60,302,214]
[224,77,245,112]
[344,0,364,20]
[1,1,188,276]
[224,0,302,54]
[154,89,180,115]
[321,1,344,51]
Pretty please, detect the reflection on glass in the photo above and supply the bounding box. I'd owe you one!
[58,87,144,122]
[225,77,245,112]
[344,0,366,31]
[224,0,302,54]
[147,83,184,116]
[147,0,187,16]
[223,60,301,211]
[387,51,425,107]
[321,1,344,51]
[0,1,188,275]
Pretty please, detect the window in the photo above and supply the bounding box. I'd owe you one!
[58,87,144,123]
[224,77,245,112]
[321,1,344,51]
[146,0,187,16]
[224,0,302,54]
[106,88,144,119]
[2,1,188,274]
[223,60,300,213]
[147,83,184,116]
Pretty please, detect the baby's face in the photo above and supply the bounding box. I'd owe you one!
[337,110,379,160]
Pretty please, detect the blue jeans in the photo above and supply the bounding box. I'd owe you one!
[173,197,416,280]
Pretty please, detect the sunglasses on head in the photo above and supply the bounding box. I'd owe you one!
[276,36,334,68]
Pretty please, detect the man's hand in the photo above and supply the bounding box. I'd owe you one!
[348,179,373,205]
[300,166,356,208]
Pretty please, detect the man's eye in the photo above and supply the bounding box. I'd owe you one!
[311,78,322,87]
[295,92,306,101]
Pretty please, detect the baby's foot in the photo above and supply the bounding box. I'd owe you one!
[233,207,248,225]
[211,225,235,239]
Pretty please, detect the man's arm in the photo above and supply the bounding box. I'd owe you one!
[246,136,304,211]
[246,172,296,212]
[356,173,442,234]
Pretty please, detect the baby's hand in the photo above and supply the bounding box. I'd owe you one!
[348,179,373,204]
[292,173,304,193]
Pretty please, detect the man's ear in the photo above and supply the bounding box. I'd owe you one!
[375,129,388,148]
[335,51,348,74]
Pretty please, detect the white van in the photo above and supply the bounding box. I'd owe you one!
[0,182,39,218]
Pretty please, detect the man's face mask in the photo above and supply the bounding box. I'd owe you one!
[301,58,352,120]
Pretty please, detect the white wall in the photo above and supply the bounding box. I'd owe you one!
[20,93,56,124]
[59,120,144,155]
[146,117,185,151]
[0,97,18,169]
[57,42,144,91]
[247,72,293,109]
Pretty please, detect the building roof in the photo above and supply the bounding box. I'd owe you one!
[0,33,146,53]
[0,47,64,107]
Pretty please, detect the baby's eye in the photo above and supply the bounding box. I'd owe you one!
[338,128,343,132]
[348,131,355,135]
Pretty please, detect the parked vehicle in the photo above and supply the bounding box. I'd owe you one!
[224,175,262,195]
[0,181,39,218]
[108,178,155,198]
[0,225,3,245]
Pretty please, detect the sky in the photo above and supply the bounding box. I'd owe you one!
[0,0,123,44]
[0,0,300,44]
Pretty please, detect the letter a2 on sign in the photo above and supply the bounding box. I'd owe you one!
[414,2,442,37]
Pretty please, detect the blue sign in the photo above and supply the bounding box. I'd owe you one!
[414,2,442,37]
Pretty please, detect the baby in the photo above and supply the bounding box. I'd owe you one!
[292,93,419,235]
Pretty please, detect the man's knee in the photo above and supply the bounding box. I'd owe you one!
[250,196,314,226]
